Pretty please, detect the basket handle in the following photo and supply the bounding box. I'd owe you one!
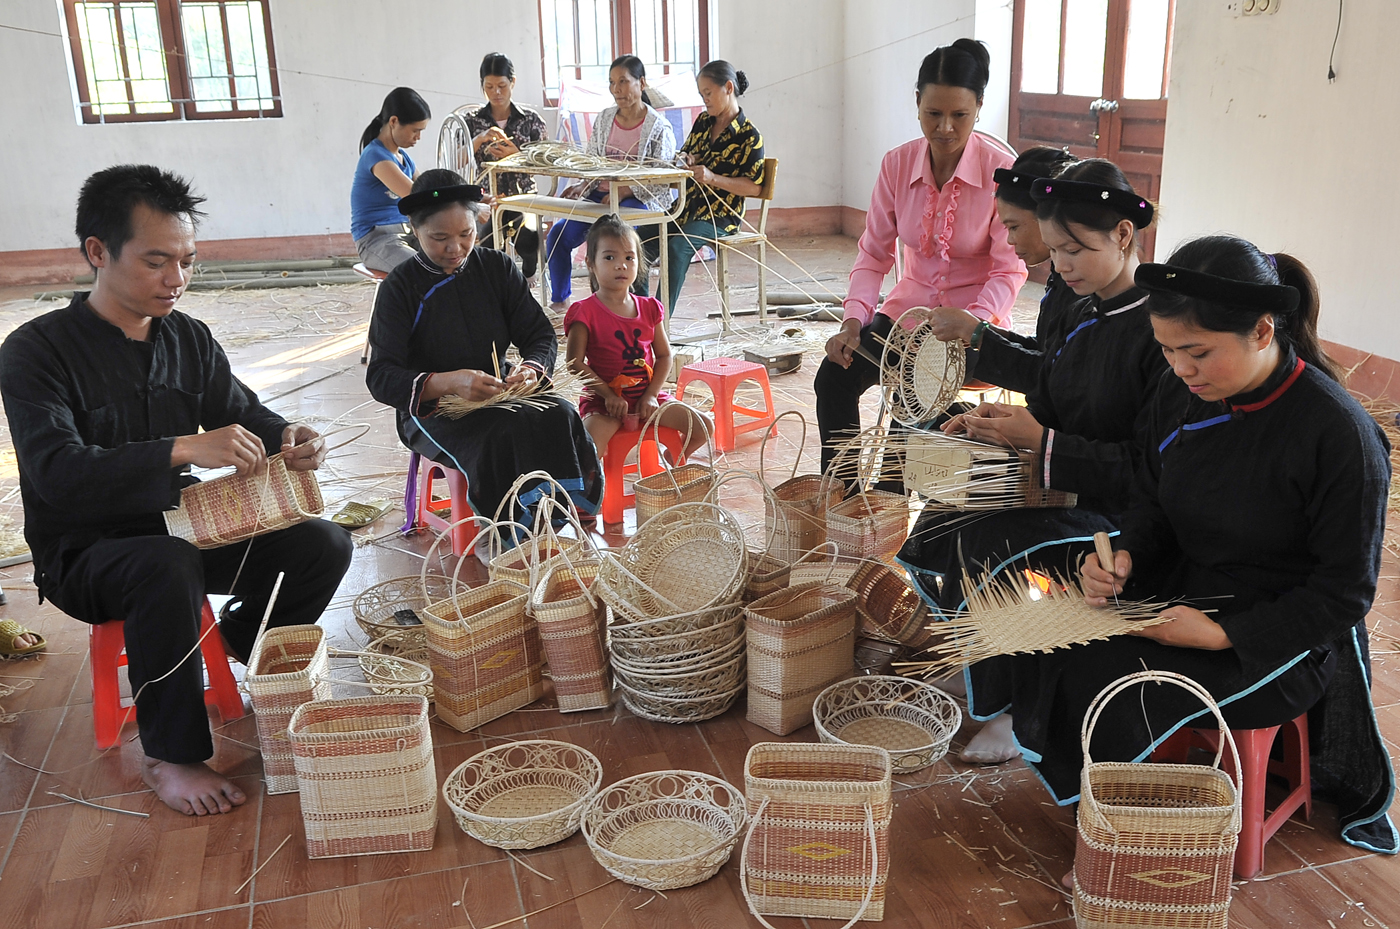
[739,797,879,929]
[642,398,714,496]
[758,409,808,486]
[527,496,600,610]
[1079,670,1242,827]
[704,468,789,562]
[419,513,510,604]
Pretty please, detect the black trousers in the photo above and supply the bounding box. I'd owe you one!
[47,520,353,763]
[479,210,541,278]
[813,313,895,474]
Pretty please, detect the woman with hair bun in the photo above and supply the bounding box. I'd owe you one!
[656,58,766,313]
[352,87,431,272]
[1062,236,1396,857]
[816,39,1027,472]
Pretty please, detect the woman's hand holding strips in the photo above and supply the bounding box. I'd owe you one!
[1082,547,1232,651]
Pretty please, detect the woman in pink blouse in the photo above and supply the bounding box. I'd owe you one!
[817,39,1026,472]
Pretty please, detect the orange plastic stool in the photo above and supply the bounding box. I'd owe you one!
[90,599,244,750]
[415,456,479,557]
[674,358,777,453]
[1152,713,1311,878]
[600,424,686,524]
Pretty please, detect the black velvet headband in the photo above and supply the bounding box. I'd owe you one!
[1030,177,1155,228]
[397,184,484,216]
[992,167,1037,195]
[1135,263,1301,315]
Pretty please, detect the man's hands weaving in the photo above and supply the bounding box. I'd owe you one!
[171,424,268,475]
[281,423,327,471]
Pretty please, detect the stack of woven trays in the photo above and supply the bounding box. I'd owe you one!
[595,503,750,723]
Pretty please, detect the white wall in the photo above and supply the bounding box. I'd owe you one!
[974,0,1013,141]
[1157,0,1400,359]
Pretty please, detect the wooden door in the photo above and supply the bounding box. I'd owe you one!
[1008,0,1175,258]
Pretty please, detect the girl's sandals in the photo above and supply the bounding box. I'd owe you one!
[0,619,46,657]
[330,500,391,530]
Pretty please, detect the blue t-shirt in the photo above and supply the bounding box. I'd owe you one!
[350,139,416,240]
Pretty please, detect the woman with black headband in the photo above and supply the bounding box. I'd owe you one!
[897,159,1169,763]
[366,169,602,540]
[1067,236,1394,857]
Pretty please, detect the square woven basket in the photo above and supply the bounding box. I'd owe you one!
[244,624,332,794]
[745,583,857,736]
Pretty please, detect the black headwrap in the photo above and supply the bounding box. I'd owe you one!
[1030,177,1155,229]
[1135,263,1300,315]
[397,184,484,217]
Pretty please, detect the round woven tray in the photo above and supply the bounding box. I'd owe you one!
[354,642,434,700]
[617,678,745,724]
[812,675,962,773]
[353,574,457,653]
[582,770,747,889]
[608,610,743,663]
[611,633,746,678]
[881,312,967,427]
[612,650,746,699]
[442,739,604,849]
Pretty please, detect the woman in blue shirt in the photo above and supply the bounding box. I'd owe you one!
[352,87,431,272]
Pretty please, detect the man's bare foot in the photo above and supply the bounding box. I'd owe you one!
[960,713,1020,765]
[1061,869,1075,891]
[142,756,247,816]
[548,299,570,314]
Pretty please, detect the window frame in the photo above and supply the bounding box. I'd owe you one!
[62,0,283,125]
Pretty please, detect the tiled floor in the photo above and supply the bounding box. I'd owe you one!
[0,236,1393,928]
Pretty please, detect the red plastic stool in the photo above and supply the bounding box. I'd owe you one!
[90,599,244,750]
[413,455,479,557]
[600,424,686,524]
[1152,713,1311,878]
[674,358,777,453]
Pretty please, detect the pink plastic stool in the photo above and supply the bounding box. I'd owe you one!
[674,358,777,453]
[89,599,244,750]
[600,424,686,524]
[413,456,479,557]
[1152,713,1311,878]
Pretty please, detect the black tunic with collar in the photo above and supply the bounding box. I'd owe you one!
[898,284,1169,613]
[0,295,288,596]
[968,269,1078,395]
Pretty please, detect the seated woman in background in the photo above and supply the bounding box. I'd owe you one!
[896,160,1168,764]
[1062,238,1393,855]
[366,169,602,536]
[924,145,1079,394]
[544,55,677,312]
[465,52,547,279]
[654,59,765,315]
[351,87,430,272]
[816,39,1025,472]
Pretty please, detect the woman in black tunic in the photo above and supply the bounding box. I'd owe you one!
[1049,237,1394,854]
[896,160,1168,761]
[366,170,602,537]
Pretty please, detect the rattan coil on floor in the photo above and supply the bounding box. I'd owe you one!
[442,739,603,849]
[813,675,962,773]
[582,770,748,890]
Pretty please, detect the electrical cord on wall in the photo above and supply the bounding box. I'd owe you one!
[1328,0,1344,82]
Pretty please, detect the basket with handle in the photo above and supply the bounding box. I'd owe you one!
[1074,671,1241,929]
[352,573,456,657]
[442,739,604,849]
[421,516,544,732]
[530,554,612,713]
[744,581,858,735]
[488,470,593,586]
[288,694,436,859]
[760,411,842,564]
[822,429,910,561]
[703,469,795,602]
[633,400,717,526]
[244,623,332,794]
[741,741,893,925]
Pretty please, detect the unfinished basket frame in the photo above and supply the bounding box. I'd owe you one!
[813,675,962,773]
[442,739,604,849]
[879,309,967,427]
[165,452,324,549]
[901,428,1077,511]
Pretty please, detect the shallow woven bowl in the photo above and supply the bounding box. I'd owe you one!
[611,649,747,699]
[617,678,746,724]
[443,739,604,849]
[608,610,745,666]
[355,643,434,700]
[610,633,746,678]
[608,601,745,642]
[582,770,748,889]
[353,574,457,652]
[813,675,962,773]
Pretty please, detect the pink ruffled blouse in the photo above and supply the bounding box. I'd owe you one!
[843,133,1026,329]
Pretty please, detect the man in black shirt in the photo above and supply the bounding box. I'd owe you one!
[0,165,353,815]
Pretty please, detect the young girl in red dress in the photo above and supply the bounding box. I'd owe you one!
[564,215,709,497]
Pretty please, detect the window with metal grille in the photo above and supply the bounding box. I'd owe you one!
[538,0,710,104]
[62,0,281,123]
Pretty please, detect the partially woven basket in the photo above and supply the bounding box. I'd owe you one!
[442,739,603,849]
[813,675,961,773]
[353,574,455,655]
[165,453,323,549]
[633,401,717,526]
[582,770,748,890]
[847,561,934,649]
[880,309,967,427]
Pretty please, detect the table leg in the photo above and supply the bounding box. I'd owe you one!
[659,222,670,337]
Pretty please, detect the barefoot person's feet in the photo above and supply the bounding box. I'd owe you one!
[1062,869,1075,891]
[960,713,1020,765]
[142,757,247,816]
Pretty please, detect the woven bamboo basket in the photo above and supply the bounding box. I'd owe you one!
[901,429,1077,510]
[582,770,748,890]
[847,562,934,650]
[442,739,603,849]
[745,582,858,736]
[165,453,323,549]
[287,695,436,858]
[813,675,961,773]
[618,679,746,724]
[608,608,744,664]
[703,469,798,604]
[595,502,748,625]
[353,574,456,655]
[245,623,332,794]
[488,470,597,585]
[789,558,861,587]
[827,490,910,561]
[613,649,746,699]
[879,309,967,427]
[611,632,746,678]
[760,411,843,563]
[530,559,612,713]
[1074,671,1240,929]
[353,641,434,699]
[633,401,718,526]
[742,742,893,925]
